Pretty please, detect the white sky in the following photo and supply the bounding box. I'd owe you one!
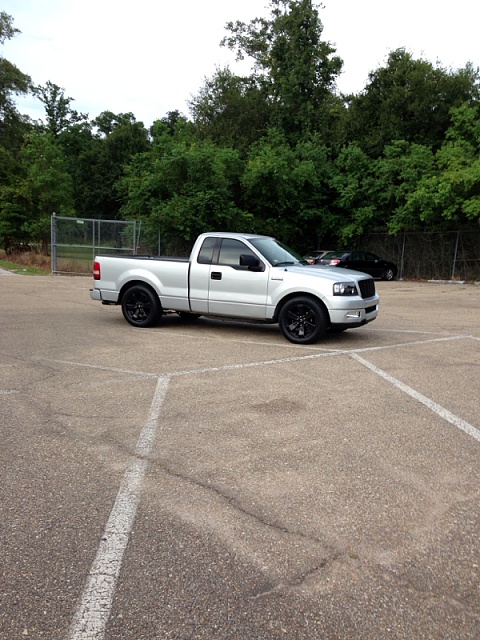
[2,0,479,128]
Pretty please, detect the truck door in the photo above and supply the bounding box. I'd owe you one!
[208,238,269,319]
[188,236,217,314]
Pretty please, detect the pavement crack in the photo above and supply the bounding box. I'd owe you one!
[250,559,335,599]
[152,459,331,546]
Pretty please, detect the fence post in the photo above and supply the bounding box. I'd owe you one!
[51,213,57,273]
[93,219,97,263]
[451,231,460,280]
[399,233,406,280]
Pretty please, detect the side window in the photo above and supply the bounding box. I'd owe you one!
[218,239,256,267]
[197,237,217,264]
[350,252,363,261]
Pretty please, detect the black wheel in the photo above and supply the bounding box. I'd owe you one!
[382,268,396,281]
[278,296,328,344]
[121,285,162,328]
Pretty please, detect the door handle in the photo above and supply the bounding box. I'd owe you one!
[211,271,222,280]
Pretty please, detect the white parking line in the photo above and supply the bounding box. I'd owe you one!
[36,358,158,379]
[351,353,480,442]
[67,376,170,640]
[59,331,477,637]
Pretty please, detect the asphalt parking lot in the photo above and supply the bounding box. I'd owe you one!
[1,273,479,639]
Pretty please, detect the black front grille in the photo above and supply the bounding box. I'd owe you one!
[358,278,376,299]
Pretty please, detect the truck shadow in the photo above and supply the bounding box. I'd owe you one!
[157,313,367,346]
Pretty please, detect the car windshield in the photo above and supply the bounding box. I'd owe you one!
[249,237,304,266]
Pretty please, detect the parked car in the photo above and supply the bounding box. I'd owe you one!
[303,250,332,264]
[317,250,398,280]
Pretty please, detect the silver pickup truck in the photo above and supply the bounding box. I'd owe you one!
[90,232,379,344]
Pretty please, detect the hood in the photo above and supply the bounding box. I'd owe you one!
[275,264,370,282]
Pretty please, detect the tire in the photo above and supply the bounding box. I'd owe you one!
[382,268,396,281]
[278,296,328,344]
[121,284,162,328]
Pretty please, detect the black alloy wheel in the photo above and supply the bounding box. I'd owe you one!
[121,284,162,327]
[278,296,328,344]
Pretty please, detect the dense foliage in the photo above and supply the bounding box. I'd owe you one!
[1,1,479,254]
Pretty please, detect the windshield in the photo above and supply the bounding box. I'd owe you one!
[250,237,305,266]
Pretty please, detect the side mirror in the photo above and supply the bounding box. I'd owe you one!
[240,254,264,271]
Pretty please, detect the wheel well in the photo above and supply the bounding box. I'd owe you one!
[119,280,159,304]
[274,293,329,323]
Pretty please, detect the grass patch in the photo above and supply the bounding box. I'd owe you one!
[0,250,94,275]
[0,252,51,275]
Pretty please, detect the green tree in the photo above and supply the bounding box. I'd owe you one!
[0,131,74,250]
[0,12,30,124]
[34,81,88,136]
[332,143,378,241]
[345,49,480,157]
[241,128,334,246]
[119,119,247,249]
[189,67,271,152]
[402,105,480,228]
[374,140,436,233]
[221,0,343,142]
[62,112,150,219]
[332,139,440,240]
[0,12,32,178]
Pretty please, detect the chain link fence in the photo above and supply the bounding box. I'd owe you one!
[51,215,140,274]
[361,230,480,281]
[50,215,480,281]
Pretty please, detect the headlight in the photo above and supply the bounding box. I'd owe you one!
[333,282,358,296]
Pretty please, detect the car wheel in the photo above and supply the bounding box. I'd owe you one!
[121,284,162,327]
[278,296,328,344]
[383,268,396,281]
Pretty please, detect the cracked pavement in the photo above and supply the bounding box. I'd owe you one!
[0,275,479,639]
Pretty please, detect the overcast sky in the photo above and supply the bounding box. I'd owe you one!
[3,0,479,128]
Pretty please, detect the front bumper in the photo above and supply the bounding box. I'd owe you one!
[329,302,378,327]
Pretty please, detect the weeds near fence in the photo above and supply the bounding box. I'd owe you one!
[0,251,50,275]
[0,251,92,275]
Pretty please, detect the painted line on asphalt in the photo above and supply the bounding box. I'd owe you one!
[37,358,158,379]
[165,335,473,378]
[348,334,472,355]
[67,375,170,640]
[168,350,341,377]
[41,335,473,381]
[56,332,477,636]
[351,353,480,442]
